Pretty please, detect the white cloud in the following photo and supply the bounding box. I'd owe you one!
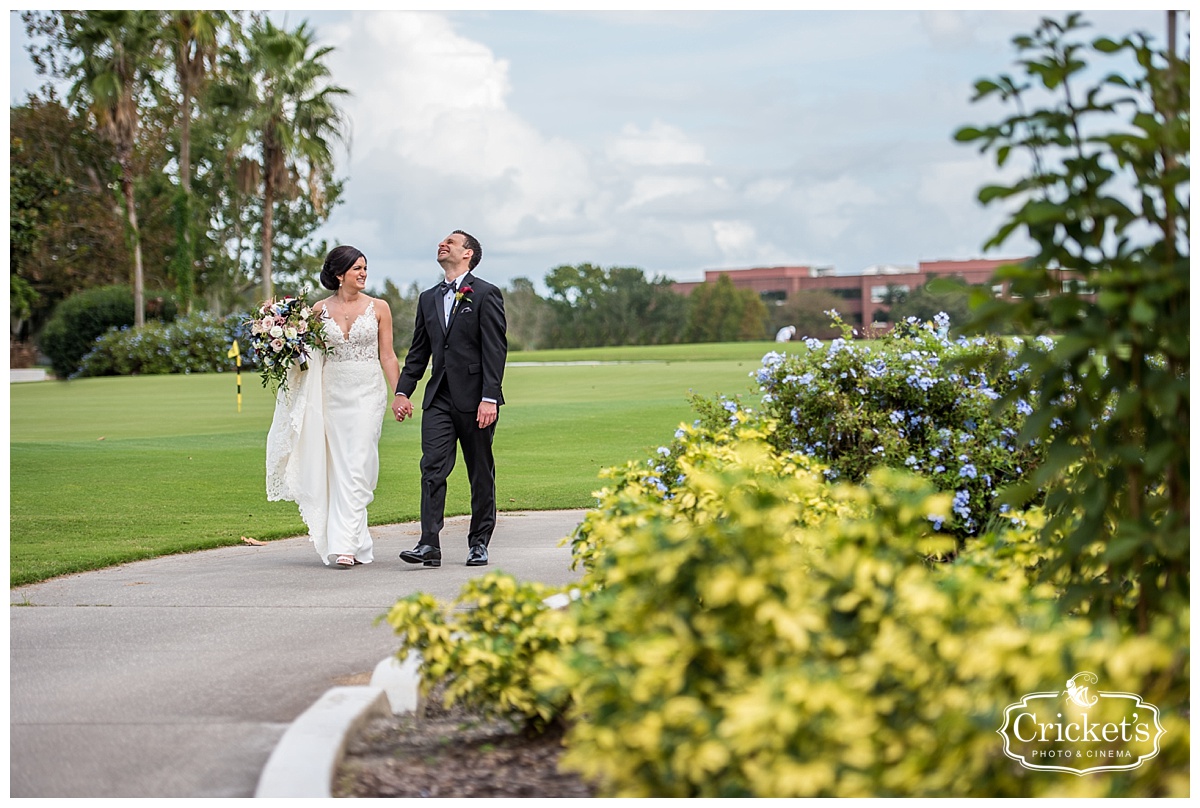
[606,121,708,166]
[322,9,596,269]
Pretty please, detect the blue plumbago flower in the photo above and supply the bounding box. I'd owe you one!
[952,489,971,519]
[999,503,1010,514]
[930,447,941,458]
[1050,417,1063,429]
[657,446,671,457]
[722,400,738,414]
[754,367,773,384]
[959,463,978,479]
[1036,335,1054,350]
[1016,399,1033,416]
[888,411,906,424]
[675,427,687,439]
[790,408,802,425]
[822,468,840,480]
[872,446,885,454]
[803,337,822,351]
[934,311,950,330]
[762,393,775,405]
[905,455,919,467]
[866,359,888,378]
[928,514,946,531]
[646,476,669,496]
[797,372,815,386]
[761,350,785,368]
[934,465,946,473]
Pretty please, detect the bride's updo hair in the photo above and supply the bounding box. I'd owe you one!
[320,245,366,291]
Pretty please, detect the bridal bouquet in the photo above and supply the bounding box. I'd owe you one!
[246,294,329,394]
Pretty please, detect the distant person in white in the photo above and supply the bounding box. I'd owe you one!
[775,325,796,343]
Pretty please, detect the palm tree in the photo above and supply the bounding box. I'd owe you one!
[61,10,164,327]
[165,10,234,312]
[224,17,349,302]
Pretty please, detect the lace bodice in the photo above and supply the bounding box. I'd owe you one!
[322,299,380,363]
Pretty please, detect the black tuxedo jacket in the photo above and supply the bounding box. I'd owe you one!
[396,272,507,412]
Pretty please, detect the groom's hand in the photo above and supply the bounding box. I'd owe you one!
[393,393,413,422]
[477,401,498,429]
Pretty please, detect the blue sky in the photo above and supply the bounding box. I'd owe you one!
[8,8,1179,293]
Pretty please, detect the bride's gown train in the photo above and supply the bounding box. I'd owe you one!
[266,300,387,564]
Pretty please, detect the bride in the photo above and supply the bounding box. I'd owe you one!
[265,245,401,567]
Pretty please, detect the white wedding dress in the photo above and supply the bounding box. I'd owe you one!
[265,299,387,564]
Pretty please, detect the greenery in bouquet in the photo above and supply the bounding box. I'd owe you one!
[245,294,329,394]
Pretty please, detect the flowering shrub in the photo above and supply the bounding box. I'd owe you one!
[552,438,1189,797]
[76,312,240,377]
[749,312,1061,535]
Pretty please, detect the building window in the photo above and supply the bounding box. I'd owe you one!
[760,290,787,304]
[870,284,909,303]
[1062,279,1095,295]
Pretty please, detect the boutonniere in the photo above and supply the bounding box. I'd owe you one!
[455,284,474,305]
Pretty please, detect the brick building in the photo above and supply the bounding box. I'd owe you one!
[671,257,1087,328]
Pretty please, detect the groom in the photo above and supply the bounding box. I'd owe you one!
[393,230,508,567]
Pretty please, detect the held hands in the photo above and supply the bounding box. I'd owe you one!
[393,394,413,422]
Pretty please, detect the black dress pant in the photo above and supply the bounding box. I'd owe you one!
[418,382,497,549]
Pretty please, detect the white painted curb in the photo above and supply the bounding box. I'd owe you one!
[254,686,393,798]
[255,589,579,797]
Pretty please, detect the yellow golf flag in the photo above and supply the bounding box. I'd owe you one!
[229,340,243,412]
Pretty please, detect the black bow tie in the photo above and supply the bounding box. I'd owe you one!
[437,281,453,295]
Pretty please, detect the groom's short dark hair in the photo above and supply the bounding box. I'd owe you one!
[454,230,482,270]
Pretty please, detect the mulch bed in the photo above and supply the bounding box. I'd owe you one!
[333,685,595,798]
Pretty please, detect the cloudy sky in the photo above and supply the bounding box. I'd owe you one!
[8,7,1178,292]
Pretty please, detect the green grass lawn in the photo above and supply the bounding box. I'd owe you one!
[10,342,779,585]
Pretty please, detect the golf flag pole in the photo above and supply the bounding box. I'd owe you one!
[228,340,242,412]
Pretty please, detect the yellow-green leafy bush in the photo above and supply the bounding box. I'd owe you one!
[550,438,1189,797]
[383,572,575,730]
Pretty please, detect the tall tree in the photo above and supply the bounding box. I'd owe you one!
[221,17,349,302]
[958,13,1189,627]
[165,10,233,312]
[58,11,165,327]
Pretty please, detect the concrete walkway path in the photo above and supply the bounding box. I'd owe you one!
[9,510,589,798]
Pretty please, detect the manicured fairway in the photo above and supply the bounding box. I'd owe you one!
[10,344,778,585]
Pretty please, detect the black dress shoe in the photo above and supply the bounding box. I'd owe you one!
[399,544,441,567]
[466,545,488,566]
